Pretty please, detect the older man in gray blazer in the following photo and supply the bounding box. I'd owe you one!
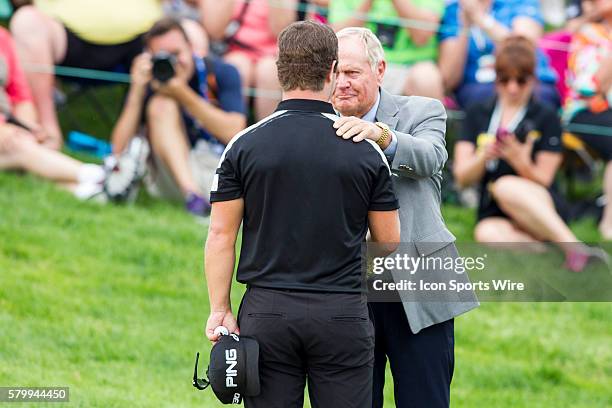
[332,27,479,408]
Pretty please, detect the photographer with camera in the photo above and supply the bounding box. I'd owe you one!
[453,36,605,272]
[111,17,246,216]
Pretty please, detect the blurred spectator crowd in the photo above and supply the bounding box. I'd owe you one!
[1,0,612,244]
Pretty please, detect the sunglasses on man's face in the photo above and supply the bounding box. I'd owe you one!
[497,75,531,86]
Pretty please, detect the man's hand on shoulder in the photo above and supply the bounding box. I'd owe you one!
[333,116,383,143]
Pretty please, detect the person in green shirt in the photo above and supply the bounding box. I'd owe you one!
[329,0,445,100]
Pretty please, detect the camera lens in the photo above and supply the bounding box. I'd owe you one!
[151,52,176,82]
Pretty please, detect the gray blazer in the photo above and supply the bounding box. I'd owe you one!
[376,89,479,333]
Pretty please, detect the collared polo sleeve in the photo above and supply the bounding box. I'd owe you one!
[210,142,243,202]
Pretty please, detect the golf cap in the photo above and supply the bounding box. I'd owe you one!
[193,333,260,404]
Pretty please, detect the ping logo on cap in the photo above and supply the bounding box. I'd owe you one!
[225,349,238,388]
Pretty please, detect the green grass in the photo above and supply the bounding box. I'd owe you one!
[1,172,611,407]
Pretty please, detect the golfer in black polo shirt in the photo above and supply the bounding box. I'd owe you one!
[204,21,400,408]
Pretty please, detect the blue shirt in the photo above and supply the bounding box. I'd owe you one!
[183,56,245,154]
[438,0,557,86]
[362,92,380,123]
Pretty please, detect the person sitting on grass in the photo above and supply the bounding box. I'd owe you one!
[0,25,143,201]
[453,36,607,272]
[9,0,164,150]
[111,17,246,217]
[563,0,612,239]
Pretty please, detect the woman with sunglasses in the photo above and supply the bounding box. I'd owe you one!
[453,36,604,272]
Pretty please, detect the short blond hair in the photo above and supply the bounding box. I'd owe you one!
[336,27,385,72]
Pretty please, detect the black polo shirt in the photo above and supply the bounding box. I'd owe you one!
[210,98,399,293]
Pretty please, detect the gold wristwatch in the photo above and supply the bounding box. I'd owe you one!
[375,122,391,147]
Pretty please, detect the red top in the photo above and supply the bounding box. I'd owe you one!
[0,27,32,111]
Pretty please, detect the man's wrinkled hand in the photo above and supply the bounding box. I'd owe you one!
[333,116,382,143]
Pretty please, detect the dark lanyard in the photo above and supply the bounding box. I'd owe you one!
[194,56,209,101]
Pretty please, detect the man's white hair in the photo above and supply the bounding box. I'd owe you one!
[336,27,385,73]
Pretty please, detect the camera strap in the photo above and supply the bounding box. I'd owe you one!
[189,56,223,153]
[203,57,219,105]
[194,57,209,100]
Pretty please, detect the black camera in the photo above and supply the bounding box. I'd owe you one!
[151,51,177,82]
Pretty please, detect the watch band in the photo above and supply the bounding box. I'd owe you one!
[375,122,390,147]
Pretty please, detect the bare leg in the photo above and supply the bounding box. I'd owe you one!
[403,61,445,101]
[0,135,81,182]
[10,6,67,150]
[475,217,541,242]
[491,176,585,254]
[254,56,281,120]
[146,95,200,195]
[598,161,612,239]
[225,51,254,106]
[474,216,548,252]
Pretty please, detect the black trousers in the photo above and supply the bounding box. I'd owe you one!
[370,302,455,408]
[239,286,375,408]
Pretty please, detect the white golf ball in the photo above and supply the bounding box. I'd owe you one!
[214,326,229,336]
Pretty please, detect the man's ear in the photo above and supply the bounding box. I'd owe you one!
[377,60,387,86]
[328,60,338,82]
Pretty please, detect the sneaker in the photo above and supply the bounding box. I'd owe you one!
[564,246,610,273]
[185,192,211,217]
[74,182,107,203]
[103,136,149,203]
